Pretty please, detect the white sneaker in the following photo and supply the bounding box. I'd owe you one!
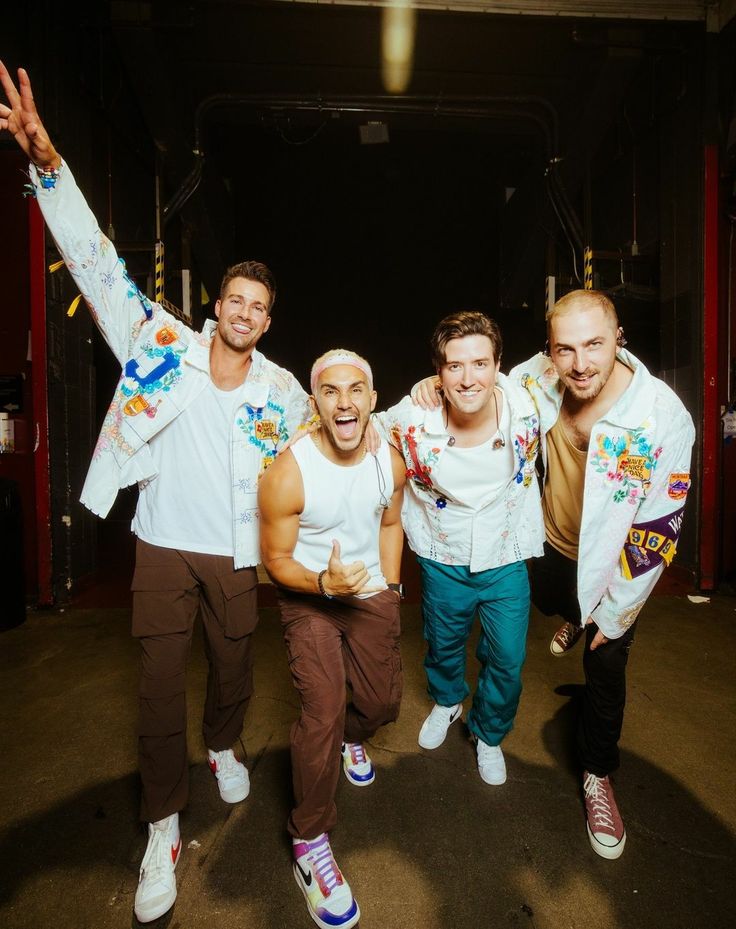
[208,748,250,803]
[417,703,463,749]
[134,813,181,923]
[476,740,507,785]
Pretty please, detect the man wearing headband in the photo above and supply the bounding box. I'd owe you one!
[259,349,406,929]
[378,312,543,787]
[0,63,314,923]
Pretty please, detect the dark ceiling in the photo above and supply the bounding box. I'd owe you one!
[96,2,705,391]
[3,1,711,395]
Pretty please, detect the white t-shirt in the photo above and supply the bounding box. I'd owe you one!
[132,381,239,555]
[434,388,514,510]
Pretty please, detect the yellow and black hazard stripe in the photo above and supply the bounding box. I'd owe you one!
[155,240,165,303]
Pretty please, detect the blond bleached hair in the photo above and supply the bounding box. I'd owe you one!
[546,289,619,331]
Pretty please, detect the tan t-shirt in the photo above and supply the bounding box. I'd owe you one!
[542,416,587,560]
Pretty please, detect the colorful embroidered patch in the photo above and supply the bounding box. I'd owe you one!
[620,455,652,483]
[123,394,149,417]
[591,427,662,504]
[667,472,691,500]
[255,419,278,441]
[620,506,685,580]
[155,326,178,346]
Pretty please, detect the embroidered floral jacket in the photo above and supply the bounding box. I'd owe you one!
[511,350,695,639]
[377,373,544,572]
[31,162,311,569]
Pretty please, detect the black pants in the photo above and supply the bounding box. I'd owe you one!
[530,542,637,776]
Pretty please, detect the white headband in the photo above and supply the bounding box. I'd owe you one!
[310,352,374,393]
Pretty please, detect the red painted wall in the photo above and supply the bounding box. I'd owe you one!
[0,150,39,599]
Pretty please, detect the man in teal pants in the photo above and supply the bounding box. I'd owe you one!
[378,311,544,784]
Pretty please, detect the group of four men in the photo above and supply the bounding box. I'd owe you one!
[1,63,694,929]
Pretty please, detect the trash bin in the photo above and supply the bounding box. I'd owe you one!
[0,477,25,630]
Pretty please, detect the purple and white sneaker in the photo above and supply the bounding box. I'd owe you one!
[341,742,375,787]
[292,833,360,929]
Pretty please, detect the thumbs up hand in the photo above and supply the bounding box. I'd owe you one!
[320,540,383,597]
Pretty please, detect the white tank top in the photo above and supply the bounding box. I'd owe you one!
[291,436,393,597]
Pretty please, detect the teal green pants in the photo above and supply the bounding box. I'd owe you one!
[418,557,530,747]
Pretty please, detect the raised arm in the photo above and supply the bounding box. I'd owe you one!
[1,62,159,365]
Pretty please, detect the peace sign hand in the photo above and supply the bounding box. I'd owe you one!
[0,61,60,171]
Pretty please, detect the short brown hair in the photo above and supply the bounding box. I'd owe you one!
[219,260,276,311]
[547,289,618,330]
[431,311,503,370]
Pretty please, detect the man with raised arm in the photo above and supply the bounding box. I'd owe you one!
[0,63,312,922]
[380,311,544,787]
[259,349,405,929]
[413,290,695,860]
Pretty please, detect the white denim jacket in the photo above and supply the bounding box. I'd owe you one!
[31,162,311,569]
[511,351,696,639]
[378,373,544,572]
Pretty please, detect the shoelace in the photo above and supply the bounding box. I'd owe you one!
[140,822,176,882]
[584,774,616,831]
[213,750,240,781]
[347,743,366,765]
[427,706,455,733]
[308,837,343,897]
[477,742,501,763]
[558,623,577,647]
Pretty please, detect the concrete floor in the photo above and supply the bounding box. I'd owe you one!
[1,592,734,929]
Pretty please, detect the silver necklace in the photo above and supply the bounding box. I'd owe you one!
[446,387,506,450]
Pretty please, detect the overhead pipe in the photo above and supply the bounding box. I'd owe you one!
[163,92,563,226]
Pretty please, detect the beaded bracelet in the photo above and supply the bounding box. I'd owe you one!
[317,569,332,598]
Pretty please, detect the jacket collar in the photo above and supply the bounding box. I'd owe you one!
[524,348,656,429]
[187,320,270,408]
[603,349,657,428]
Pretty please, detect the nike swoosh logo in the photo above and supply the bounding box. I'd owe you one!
[171,839,181,865]
[295,860,313,888]
[450,708,461,722]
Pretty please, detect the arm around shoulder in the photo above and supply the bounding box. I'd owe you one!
[379,446,407,584]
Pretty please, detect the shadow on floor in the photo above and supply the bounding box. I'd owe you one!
[1,689,733,929]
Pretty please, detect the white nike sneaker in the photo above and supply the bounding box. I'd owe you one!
[208,748,250,803]
[476,740,507,785]
[134,812,181,923]
[292,833,360,929]
[418,703,463,749]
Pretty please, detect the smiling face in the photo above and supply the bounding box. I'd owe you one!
[311,364,377,461]
[214,276,271,353]
[438,334,500,419]
[548,300,618,402]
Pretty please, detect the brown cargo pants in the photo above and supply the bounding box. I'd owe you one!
[131,539,258,823]
[278,588,403,840]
